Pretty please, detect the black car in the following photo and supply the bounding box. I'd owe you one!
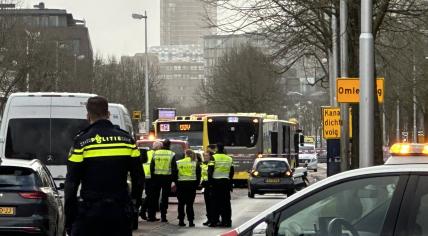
[0,158,65,236]
[248,158,296,198]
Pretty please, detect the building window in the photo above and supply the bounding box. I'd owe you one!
[49,16,59,27]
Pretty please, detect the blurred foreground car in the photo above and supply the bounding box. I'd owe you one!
[221,143,428,236]
[0,159,64,236]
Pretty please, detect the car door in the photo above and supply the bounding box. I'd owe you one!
[395,174,428,236]
[242,174,408,236]
[39,166,63,236]
[43,165,65,233]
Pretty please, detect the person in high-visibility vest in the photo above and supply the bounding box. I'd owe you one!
[149,139,177,222]
[208,143,234,228]
[140,141,163,221]
[174,149,201,227]
[202,144,216,226]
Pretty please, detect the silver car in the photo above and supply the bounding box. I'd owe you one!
[221,143,428,236]
[298,145,318,171]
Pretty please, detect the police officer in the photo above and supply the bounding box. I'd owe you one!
[149,139,177,222]
[202,144,216,226]
[174,149,201,227]
[65,96,144,236]
[140,141,163,221]
[208,143,234,228]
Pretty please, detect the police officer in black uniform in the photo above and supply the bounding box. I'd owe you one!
[64,96,144,236]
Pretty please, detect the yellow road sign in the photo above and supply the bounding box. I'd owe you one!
[322,107,352,139]
[132,111,142,120]
[336,78,384,103]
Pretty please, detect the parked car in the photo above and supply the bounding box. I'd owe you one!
[221,143,428,236]
[248,158,308,198]
[298,144,318,171]
[136,139,189,160]
[0,158,65,236]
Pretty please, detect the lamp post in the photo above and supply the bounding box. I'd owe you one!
[132,11,150,133]
[74,54,85,90]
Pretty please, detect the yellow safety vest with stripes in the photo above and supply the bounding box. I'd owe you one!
[201,163,208,182]
[68,139,140,163]
[143,150,154,179]
[153,149,175,175]
[212,153,233,179]
[177,157,197,181]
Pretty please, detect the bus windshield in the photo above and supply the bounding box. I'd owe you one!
[157,132,202,147]
[207,116,259,147]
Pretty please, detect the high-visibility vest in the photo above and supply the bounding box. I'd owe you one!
[153,149,175,175]
[212,153,233,179]
[143,150,154,179]
[201,163,208,182]
[177,157,197,181]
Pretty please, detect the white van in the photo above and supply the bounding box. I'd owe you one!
[0,92,96,184]
[108,103,134,138]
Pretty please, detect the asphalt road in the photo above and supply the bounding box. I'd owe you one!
[133,164,327,236]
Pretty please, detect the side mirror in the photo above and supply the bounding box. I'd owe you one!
[57,183,65,190]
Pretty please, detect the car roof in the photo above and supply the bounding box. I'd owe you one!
[137,139,188,144]
[9,92,96,98]
[235,163,428,233]
[254,157,289,163]
[0,158,42,170]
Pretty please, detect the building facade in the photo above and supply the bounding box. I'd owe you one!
[160,0,216,46]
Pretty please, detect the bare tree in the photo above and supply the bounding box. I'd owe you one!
[200,44,285,113]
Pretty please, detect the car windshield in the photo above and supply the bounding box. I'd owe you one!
[5,118,89,165]
[300,146,315,153]
[0,166,39,191]
[256,161,288,172]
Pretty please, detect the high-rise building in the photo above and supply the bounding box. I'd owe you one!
[160,0,216,46]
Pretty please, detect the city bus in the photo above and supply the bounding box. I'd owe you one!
[201,113,301,183]
[154,116,204,150]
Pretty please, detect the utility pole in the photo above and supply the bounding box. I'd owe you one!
[359,0,375,167]
[132,11,150,133]
[413,50,417,142]
[331,10,339,107]
[339,0,349,172]
[396,99,400,142]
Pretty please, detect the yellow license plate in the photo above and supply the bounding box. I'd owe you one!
[265,178,280,183]
[0,207,15,216]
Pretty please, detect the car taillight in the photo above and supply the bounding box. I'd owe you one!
[220,229,238,236]
[19,191,47,199]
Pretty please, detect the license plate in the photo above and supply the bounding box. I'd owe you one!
[265,178,280,183]
[0,207,15,216]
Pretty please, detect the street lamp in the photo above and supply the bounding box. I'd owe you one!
[74,54,85,90]
[132,11,150,133]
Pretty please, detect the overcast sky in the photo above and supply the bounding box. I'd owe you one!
[24,0,161,57]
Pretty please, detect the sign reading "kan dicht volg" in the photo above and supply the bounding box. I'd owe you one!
[322,107,352,139]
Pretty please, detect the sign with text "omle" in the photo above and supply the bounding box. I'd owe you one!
[336,78,384,103]
[322,107,352,139]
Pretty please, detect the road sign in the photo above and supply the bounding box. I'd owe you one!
[132,111,142,120]
[322,107,352,139]
[336,78,384,103]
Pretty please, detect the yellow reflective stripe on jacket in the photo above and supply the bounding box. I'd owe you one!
[213,153,233,179]
[153,150,174,175]
[131,148,141,158]
[84,143,137,150]
[143,150,154,178]
[177,157,197,181]
[201,163,208,181]
[83,148,135,158]
[69,153,83,162]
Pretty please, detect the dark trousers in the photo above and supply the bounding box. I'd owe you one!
[176,181,197,222]
[71,199,132,236]
[141,178,153,216]
[202,181,214,222]
[212,179,232,224]
[149,176,172,218]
